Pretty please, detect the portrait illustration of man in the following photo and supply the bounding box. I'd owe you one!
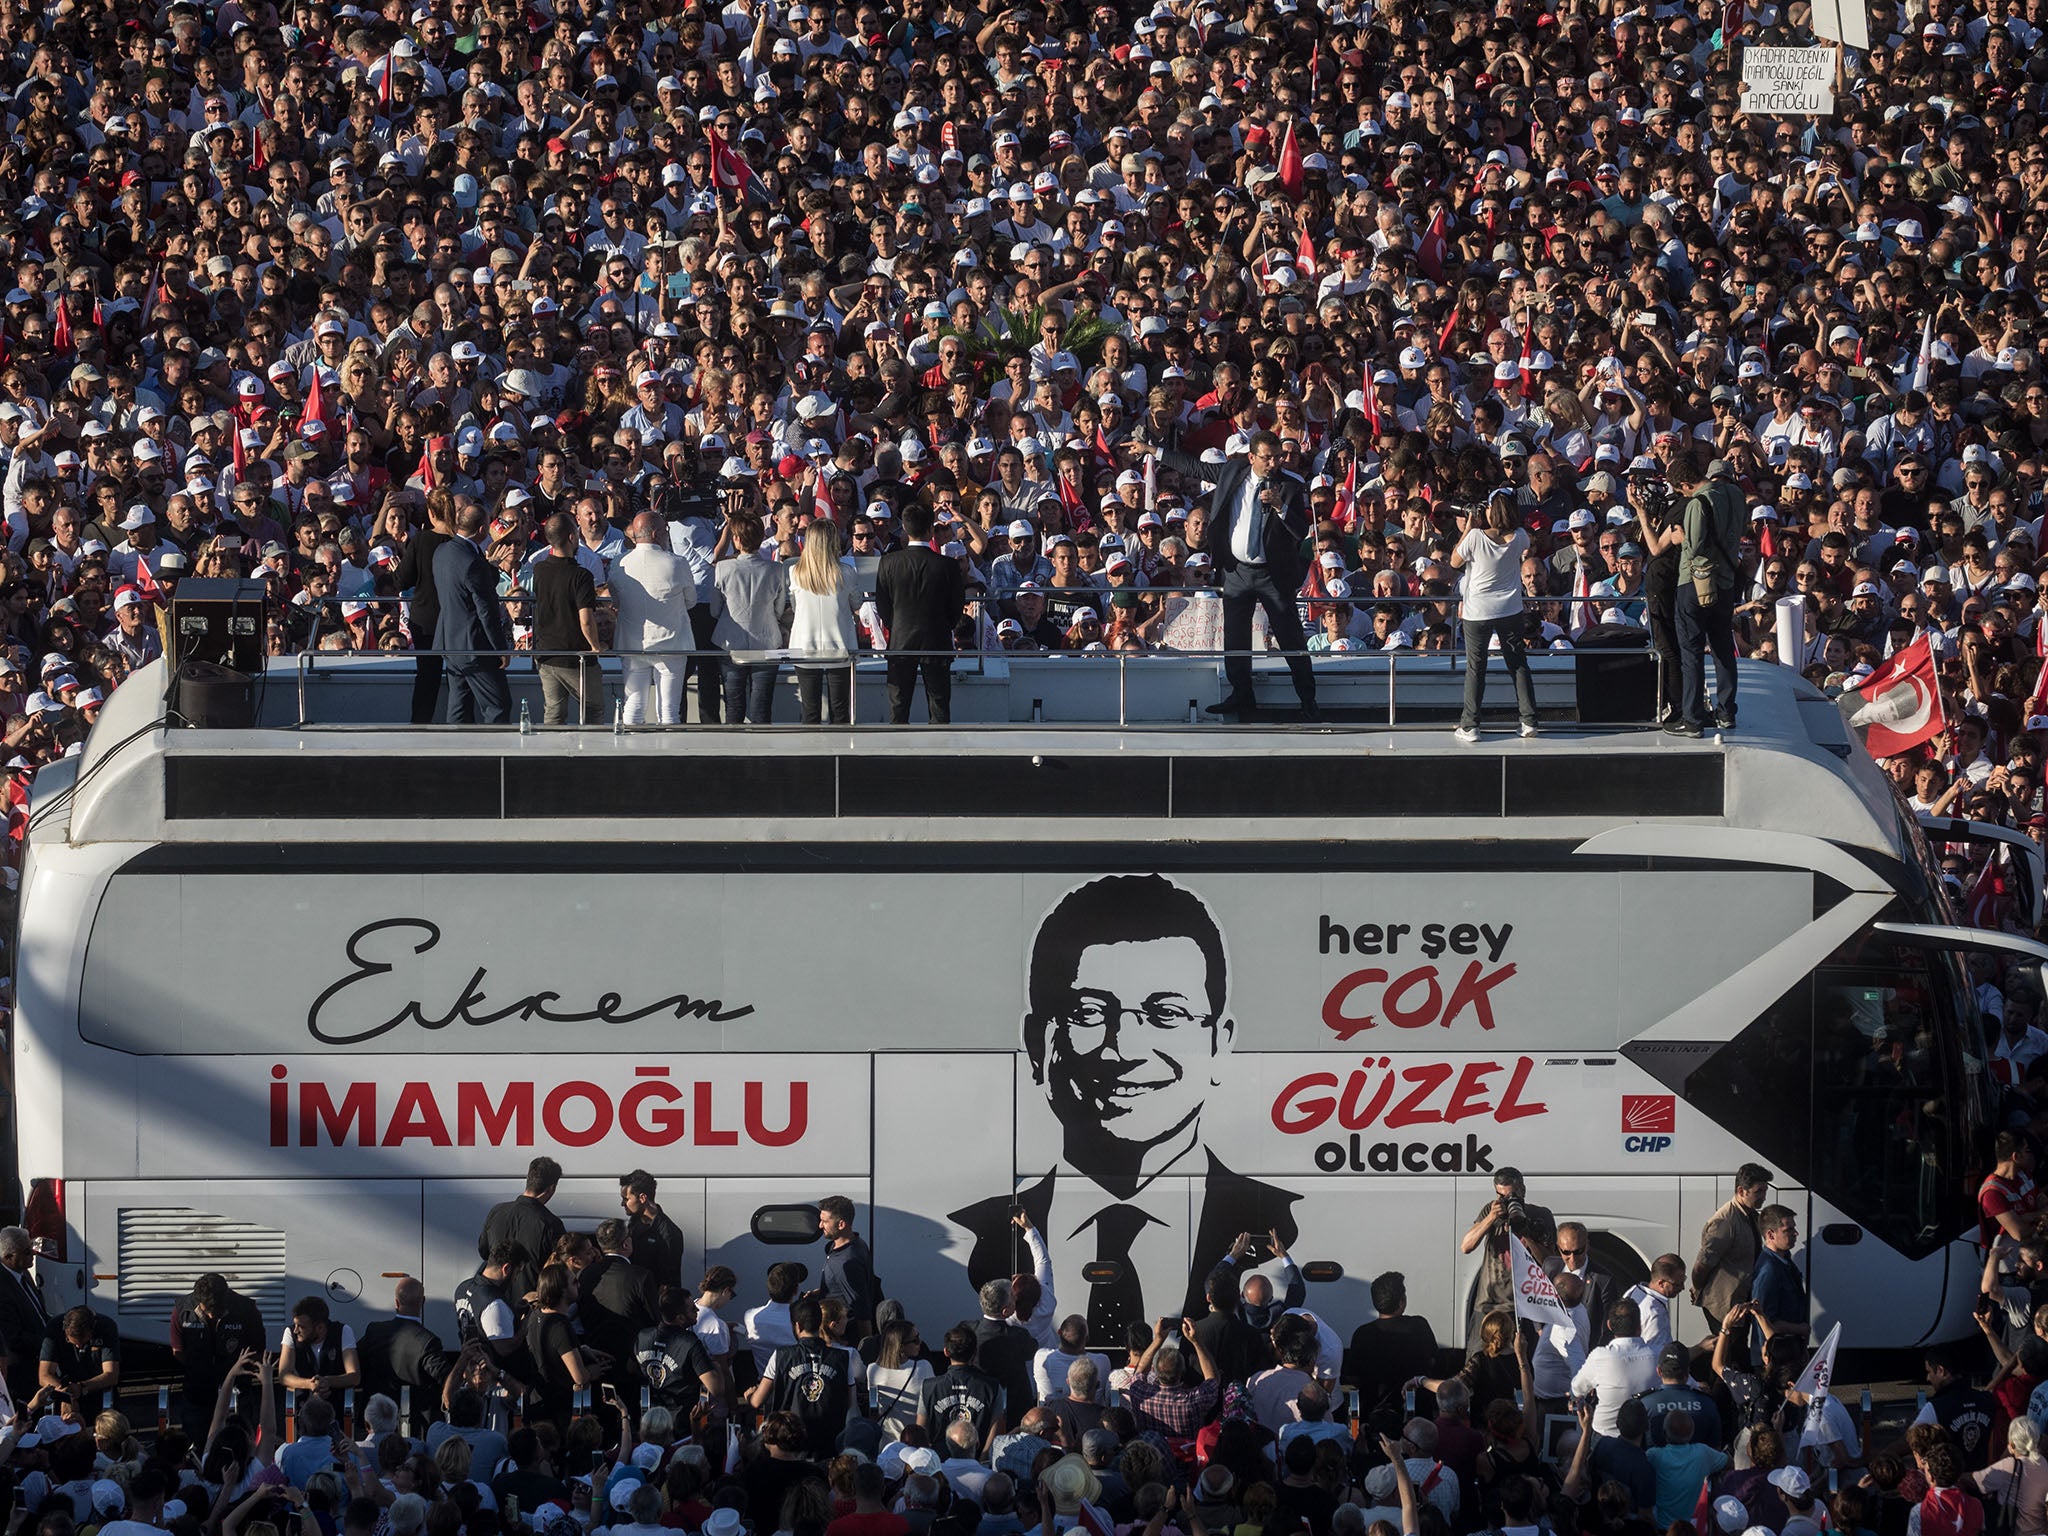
[949,874,1299,1340]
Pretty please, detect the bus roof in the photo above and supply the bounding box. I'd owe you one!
[59,655,1903,857]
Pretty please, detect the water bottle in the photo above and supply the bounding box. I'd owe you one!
[613,698,624,735]
[518,700,532,735]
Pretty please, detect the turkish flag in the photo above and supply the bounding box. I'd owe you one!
[705,127,756,198]
[1842,634,1945,757]
[1295,226,1317,279]
[51,293,72,356]
[1417,206,1449,281]
[1275,121,1305,201]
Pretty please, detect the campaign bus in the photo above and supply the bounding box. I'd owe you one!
[11,654,2043,1359]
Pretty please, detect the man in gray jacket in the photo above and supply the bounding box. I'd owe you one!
[712,513,790,724]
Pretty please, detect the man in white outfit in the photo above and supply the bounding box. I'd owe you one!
[609,512,696,723]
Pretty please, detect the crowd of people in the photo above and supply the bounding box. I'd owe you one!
[0,1156,2044,1536]
[0,0,2039,737]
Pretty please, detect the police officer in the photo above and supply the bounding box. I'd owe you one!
[173,1272,267,1439]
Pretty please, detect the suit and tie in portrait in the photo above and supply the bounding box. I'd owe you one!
[950,874,1300,1346]
[1207,430,1318,722]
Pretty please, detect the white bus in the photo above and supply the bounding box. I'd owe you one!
[12,654,2043,1361]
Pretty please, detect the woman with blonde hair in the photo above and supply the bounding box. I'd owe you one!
[1975,1415,2048,1536]
[789,518,858,725]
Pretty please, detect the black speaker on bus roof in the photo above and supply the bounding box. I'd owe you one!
[169,658,255,729]
[169,578,267,674]
[1574,648,1660,724]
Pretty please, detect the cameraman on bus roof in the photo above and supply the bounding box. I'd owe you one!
[1459,1168,1556,1350]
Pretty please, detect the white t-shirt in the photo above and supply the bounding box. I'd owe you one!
[1455,526,1530,622]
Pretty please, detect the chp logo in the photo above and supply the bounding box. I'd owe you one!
[1622,1094,1675,1153]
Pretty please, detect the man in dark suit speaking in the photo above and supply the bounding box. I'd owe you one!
[875,503,966,724]
[433,503,513,724]
[1206,430,1318,721]
[951,875,1299,1345]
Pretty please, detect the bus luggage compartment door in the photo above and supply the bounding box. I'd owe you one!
[83,1178,423,1344]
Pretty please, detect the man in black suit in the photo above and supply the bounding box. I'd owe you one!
[0,1227,48,1406]
[874,502,966,724]
[479,1156,567,1297]
[579,1219,659,1387]
[1554,1221,1617,1347]
[950,874,1300,1343]
[971,1279,1040,1427]
[1206,429,1318,721]
[392,492,451,724]
[357,1276,451,1419]
[432,502,512,724]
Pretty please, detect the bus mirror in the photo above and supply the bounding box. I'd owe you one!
[1302,1261,1344,1284]
[750,1204,822,1244]
[1081,1261,1123,1285]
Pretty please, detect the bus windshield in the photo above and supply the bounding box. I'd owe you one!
[1685,915,1988,1259]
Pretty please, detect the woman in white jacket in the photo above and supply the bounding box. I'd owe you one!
[789,519,859,725]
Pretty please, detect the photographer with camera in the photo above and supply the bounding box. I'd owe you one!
[1459,1168,1556,1350]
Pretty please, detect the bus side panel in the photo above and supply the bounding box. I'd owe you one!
[82,1178,424,1345]
[871,1054,1012,1336]
[704,1178,872,1317]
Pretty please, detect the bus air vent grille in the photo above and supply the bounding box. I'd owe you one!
[117,1208,287,1319]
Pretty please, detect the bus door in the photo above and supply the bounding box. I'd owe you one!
[82,1176,423,1344]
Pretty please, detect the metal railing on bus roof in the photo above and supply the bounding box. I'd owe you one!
[268,583,1661,730]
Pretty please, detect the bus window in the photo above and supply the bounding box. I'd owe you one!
[1684,929,1971,1260]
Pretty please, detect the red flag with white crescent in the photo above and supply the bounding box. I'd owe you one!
[1295,226,1317,280]
[1417,206,1449,281]
[1361,363,1382,441]
[51,293,71,356]
[705,127,757,198]
[1842,634,1946,757]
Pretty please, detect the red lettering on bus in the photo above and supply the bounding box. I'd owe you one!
[1382,969,1444,1029]
[620,1074,688,1147]
[1271,1073,1339,1133]
[1337,1057,1394,1129]
[694,1081,737,1145]
[1441,961,1517,1031]
[1384,1062,1453,1128]
[381,1082,453,1146]
[1495,1055,1547,1121]
[457,1082,534,1146]
[1321,963,1516,1037]
[1320,968,1386,1039]
[745,1081,808,1146]
[1442,1060,1500,1123]
[1270,1056,1550,1136]
[300,1081,376,1147]
[542,1081,613,1147]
